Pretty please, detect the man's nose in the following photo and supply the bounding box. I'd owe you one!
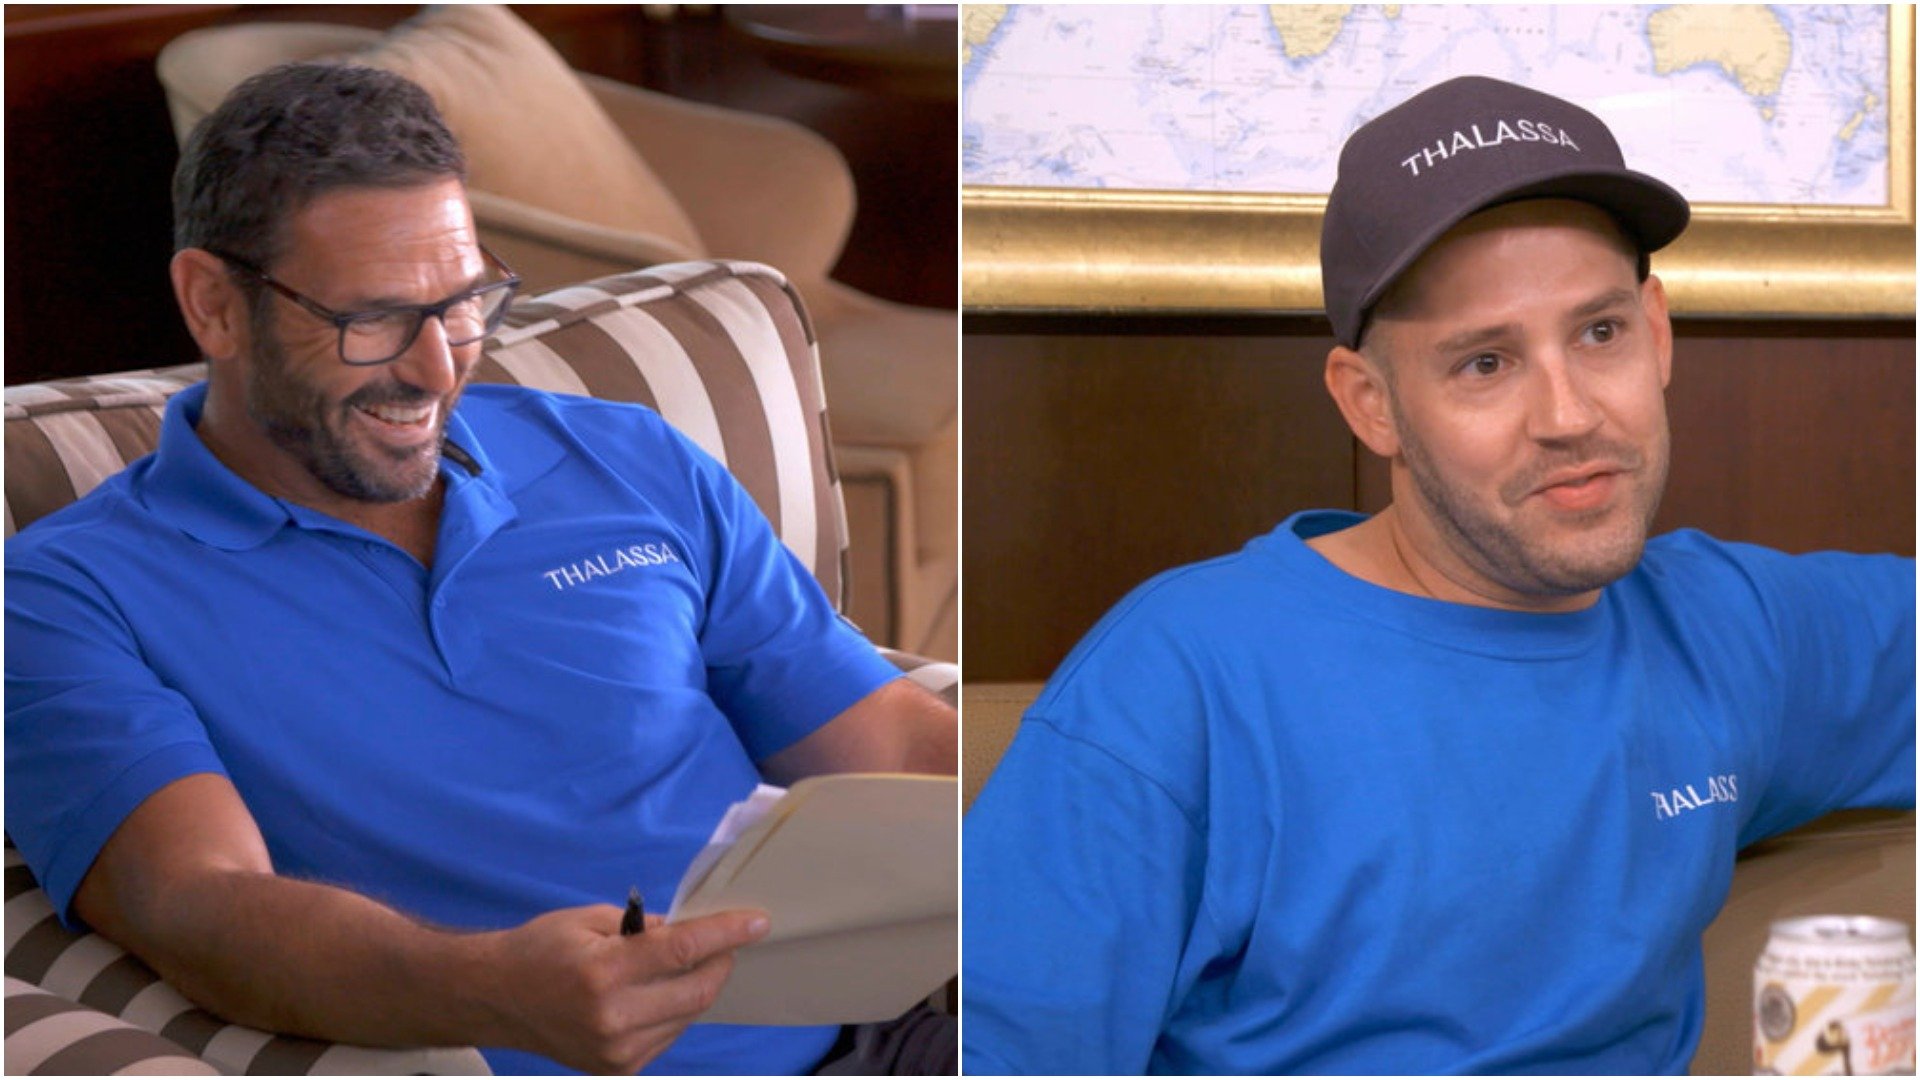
[390,314,463,395]
[1529,352,1603,441]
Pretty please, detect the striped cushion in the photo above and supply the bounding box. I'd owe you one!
[4,847,490,1075]
[3,259,848,608]
[5,979,217,1076]
[2,366,204,538]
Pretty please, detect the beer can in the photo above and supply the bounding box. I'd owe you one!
[1753,915,1915,1075]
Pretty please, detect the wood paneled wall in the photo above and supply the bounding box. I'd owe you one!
[4,4,955,387]
[964,315,1916,682]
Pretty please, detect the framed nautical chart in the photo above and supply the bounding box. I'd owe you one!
[961,5,1914,317]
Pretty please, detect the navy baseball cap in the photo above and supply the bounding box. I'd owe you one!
[1320,76,1691,348]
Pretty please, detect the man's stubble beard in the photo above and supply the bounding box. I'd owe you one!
[245,310,452,504]
[1387,389,1670,600]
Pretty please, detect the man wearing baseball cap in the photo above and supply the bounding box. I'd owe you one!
[961,76,1914,1074]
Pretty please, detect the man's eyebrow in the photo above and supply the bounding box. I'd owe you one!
[1431,321,1520,356]
[1427,287,1640,356]
[1568,286,1638,321]
[347,270,491,312]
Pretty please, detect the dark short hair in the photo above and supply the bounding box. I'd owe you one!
[172,62,466,268]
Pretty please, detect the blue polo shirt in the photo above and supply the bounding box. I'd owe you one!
[6,382,900,1075]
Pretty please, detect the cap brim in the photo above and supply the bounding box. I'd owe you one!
[1357,166,1691,323]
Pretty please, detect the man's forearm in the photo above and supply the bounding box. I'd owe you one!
[126,867,508,1049]
[89,854,767,1071]
[72,774,765,1072]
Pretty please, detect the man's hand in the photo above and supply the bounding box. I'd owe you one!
[482,905,770,1075]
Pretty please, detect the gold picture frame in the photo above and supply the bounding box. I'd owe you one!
[962,6,1914,319]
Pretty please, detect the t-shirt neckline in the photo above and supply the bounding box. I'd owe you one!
[1264,509,1612,660]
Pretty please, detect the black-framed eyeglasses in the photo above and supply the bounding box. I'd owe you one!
[209,246,522,366]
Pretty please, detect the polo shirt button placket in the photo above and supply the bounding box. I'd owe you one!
[426,591,462,684]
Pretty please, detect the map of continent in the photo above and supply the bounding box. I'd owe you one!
[1267,5,1376,59]
[1647,5,1791,103]
[963,5,1008,67]
[961,4,1891,206]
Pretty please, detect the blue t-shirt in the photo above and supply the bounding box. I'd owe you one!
[6,382,902,1076]
[962,510,1915,1075]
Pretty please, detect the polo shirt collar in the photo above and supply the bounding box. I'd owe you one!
[141,382,512,552]
[439,403,496,481]
[142,383,293,550]
[432,404,519,580]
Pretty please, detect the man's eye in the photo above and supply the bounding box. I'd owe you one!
[345,312,412,337]
[1464,354,1502,377]
[1585,319,1621,345]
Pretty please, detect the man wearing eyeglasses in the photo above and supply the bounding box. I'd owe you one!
[5,64,954,1076]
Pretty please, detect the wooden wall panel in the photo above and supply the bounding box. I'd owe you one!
[1660,323,1915,555]
[3,4,247,387]
[971,317,1916,681]
[963,316,1355,680]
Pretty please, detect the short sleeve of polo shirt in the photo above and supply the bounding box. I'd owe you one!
[6,525,230,926]
[670,429,902,762]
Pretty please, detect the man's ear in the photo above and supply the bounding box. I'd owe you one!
[1642,272,1674,390]
[1324,344,1400,460]
[170,249,249,362]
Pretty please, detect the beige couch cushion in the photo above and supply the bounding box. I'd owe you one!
[345,4,703,258]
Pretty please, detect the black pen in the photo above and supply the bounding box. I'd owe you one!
[620,886,646,936]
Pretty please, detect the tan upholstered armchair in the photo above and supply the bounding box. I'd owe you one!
[154,6,957,660]
[4,261,958,1075]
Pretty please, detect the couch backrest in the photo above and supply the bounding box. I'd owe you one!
[3,259,849,608]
